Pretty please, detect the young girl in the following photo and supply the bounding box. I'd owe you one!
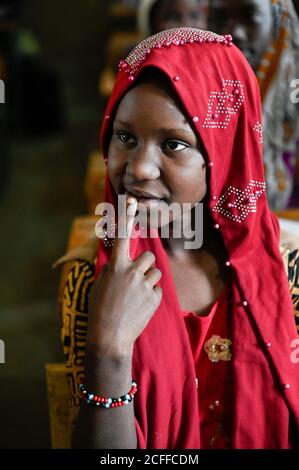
[61,27,299,448]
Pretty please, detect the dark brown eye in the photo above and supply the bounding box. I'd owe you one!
[116,131,135,145]
[164,140,189,152]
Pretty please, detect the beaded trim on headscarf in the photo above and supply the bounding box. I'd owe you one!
[118,27,233,79]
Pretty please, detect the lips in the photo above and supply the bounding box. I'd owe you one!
[123,187,166,211]
[124,186,164,201]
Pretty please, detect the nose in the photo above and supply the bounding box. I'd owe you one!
[125,146,160,181]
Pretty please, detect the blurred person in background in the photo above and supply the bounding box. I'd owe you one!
[209,0,299,210]
[99,1,209,110]
[138,0,209,37]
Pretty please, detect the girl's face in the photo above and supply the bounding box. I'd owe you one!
[107,78,207,229]
[152,0,209,33]
[209,0,273,70]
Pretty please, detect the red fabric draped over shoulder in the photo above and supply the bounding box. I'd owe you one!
[95,28,299,448]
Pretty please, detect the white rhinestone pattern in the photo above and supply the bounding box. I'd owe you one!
[253,122,263,144]
[212,180,266,223]
[203,79,245,130]
[119,28,233,77]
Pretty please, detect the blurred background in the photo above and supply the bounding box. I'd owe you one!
[0,0,298,449]
[0,0,140,448]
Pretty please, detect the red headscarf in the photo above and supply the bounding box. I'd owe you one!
[95,28,299,448]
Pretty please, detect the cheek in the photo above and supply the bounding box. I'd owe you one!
[172,164,207,203]
[107,145,124,186]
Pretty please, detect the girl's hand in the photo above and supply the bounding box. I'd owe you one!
[87,197,163,359]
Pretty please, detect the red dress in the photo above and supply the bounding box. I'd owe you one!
[182,284,233,448]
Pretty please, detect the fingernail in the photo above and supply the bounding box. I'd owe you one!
[127,197,137,205]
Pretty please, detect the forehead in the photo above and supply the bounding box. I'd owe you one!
[159,0,201,10]
[157,0,206,14]
[211,0,271,12]
[115,82,187,122]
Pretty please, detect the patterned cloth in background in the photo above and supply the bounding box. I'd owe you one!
[256,0,299,209]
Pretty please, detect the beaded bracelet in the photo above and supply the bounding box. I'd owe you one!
[78,380,137,409]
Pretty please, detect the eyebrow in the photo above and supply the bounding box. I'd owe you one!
[114,120,194,138]
[114,119,134,128]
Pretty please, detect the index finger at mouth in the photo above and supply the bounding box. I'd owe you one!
[112,196,137,265]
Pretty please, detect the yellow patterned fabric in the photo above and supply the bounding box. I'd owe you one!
[61,259,94,426]
[286,249,299,333]
[61,249,299,423]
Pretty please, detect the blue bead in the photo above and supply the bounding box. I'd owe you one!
[88,394,94,400]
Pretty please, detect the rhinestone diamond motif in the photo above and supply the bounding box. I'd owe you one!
[212,180,266,223]
[253,122,263,144]
[203,79,245,130]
